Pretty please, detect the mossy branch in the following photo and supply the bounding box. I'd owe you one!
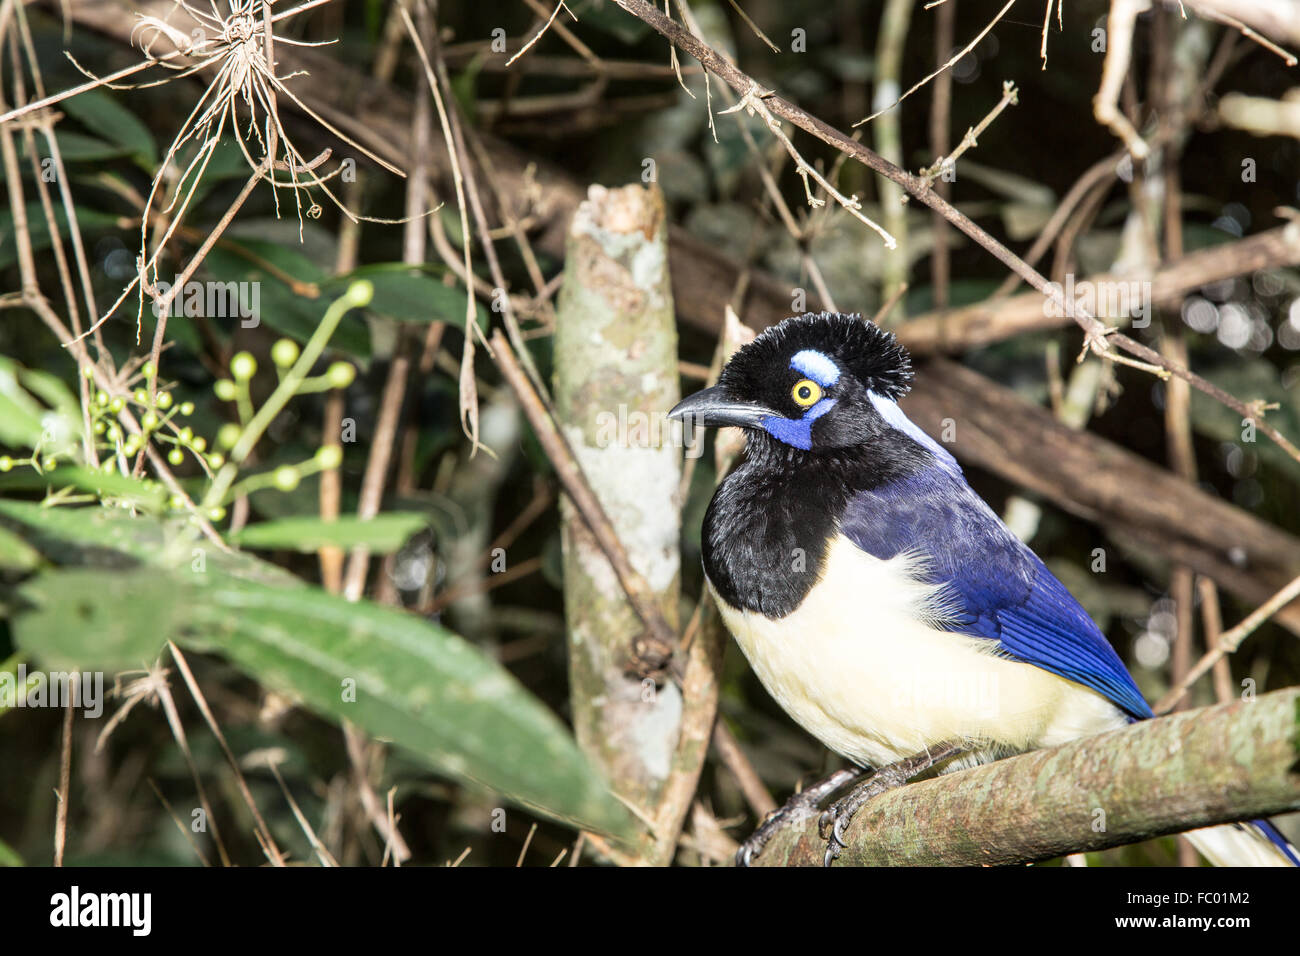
[749,688,1300,866]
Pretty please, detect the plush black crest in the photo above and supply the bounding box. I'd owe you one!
[719,312,913,400]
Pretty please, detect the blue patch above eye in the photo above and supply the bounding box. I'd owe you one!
[762,397,836,450]
[790,349,840,386]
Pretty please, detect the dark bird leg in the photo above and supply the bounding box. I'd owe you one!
[735,768,863,867]
[819,741,966,866]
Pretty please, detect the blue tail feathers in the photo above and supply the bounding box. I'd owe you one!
[1251,819,1300,866]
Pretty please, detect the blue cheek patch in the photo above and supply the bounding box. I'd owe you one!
[762,416,812,449]
[790,349,840,386]
[762,398,837,450]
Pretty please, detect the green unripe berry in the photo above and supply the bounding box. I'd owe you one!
[179,401,195,416]
[271,338,300,368]
[230,352,257,382]
[93,420,106,435]
[168,448,184,466]
[0,457,12,472]
[141,361,156,379]
[95,390,109,406]
[345,279,374,308]
[207,452,224,468]
[214,379,237,401]
[170,495,185,509]
[191,436,207,453]
[272,466,300,491]
[208,506,227,522]
[217,423,241,449]
[101,459,116,475]
[179,426,194,444]
[315,444,343,469]
[326,362,356,389]
[82,365,95,379]
[109,397,125,414]
[141,411,159,432]
[134,388,149,404]
[156,391,173,410]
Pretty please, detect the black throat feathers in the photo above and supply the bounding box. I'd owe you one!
[702,429,928,618]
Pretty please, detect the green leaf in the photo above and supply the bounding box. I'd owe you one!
[449,56,481,125]
[1189,360,1300,473]
[230,513,427,553]
[0,203,122,272]
[34,131,132,163]
[329,264,489,330]
[188,581,634,836]
[41,467,169,511]
[200,240,371,357]
[0,500,300,588]
[0,524,41,570]
[3,503,633,837]
[61,89,157,164]
[0,367,47,449]
[15,568,184,671]
[182,140,263,211]
[0,356,79,454]
[0,835,23,867]
[15,363,81,425]
[0,499,181,566]
[570,0,652,43]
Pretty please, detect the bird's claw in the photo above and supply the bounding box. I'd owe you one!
[736,768,864,866]
[734,837,761,868]
[818,804,854,866]
[735,805,791,867]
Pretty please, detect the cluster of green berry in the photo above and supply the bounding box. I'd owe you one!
[5,283,373,522]
[203,340,355,518]
[87,361,207,472]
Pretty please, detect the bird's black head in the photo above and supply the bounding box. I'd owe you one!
[670,312,914,455]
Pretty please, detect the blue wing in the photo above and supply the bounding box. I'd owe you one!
[840,462,1153,720]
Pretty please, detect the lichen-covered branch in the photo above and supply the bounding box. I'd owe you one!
[750,688,1300,866]
[554,184,683,818]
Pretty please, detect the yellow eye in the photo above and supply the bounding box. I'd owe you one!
[791,379,822,407]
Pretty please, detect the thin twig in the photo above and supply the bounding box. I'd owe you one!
[401,0,488,453]
[929,0,955,309]
[506,1,575,68]
[917,81,1019,188]
[1156,572,1300,714]
[268,761,340,866]
[855,0,1015,127]
[53,696,74,866]
[712,721,776,818]
[167,642,285,865]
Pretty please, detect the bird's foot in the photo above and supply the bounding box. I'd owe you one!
[817,771,900,866]
[817,742,967,867]
[735,768,860,867]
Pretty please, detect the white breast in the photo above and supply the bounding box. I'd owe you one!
[713,534,1129,769]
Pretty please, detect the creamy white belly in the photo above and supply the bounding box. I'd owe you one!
[713,534,1129,769]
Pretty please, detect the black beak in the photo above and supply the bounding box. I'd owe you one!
[668,385,773,429]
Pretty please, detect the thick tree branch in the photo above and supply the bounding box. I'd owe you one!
[899,224,1300,353]
[750,688,1300,866]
